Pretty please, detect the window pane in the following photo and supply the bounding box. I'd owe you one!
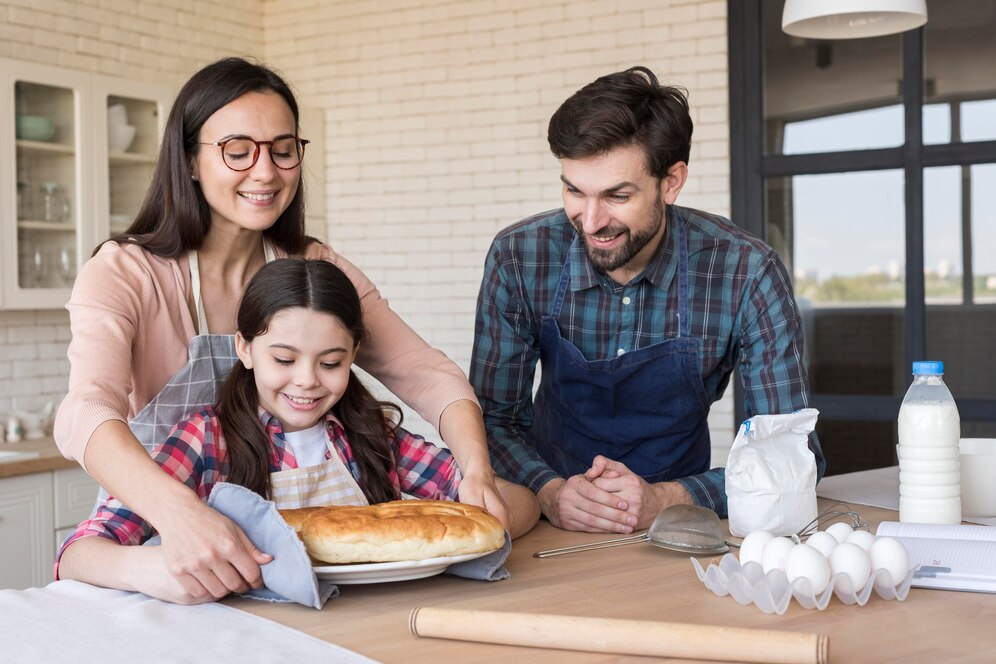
[972,163,996,303]
[783,106,904,155]
[768,171,906,304]
[817,420,896,475]
[963,421,996,438]
[923,103,951,145]
[922,163,996,306]
[962,99,996,143]
[922,99,996,146]
[925,163,996,402]
[924,0,996,145]
[762,0,903,155]
[923,166,963,304]
[766,172,906,402]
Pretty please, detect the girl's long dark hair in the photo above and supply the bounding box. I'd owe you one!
[218,258,400,503]
[96,57,309,257]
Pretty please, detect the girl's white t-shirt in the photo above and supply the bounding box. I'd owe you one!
[281,422,330,467]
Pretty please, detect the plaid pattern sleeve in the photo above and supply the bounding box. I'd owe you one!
[54,409,224,578]
[471,211,568,493]
[391,425,462,501]
[677,246,826,517]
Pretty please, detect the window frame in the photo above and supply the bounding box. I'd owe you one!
[727,0,996,425]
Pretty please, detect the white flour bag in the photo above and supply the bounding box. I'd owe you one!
[725,409,819,537]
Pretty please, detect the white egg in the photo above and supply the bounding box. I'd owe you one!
[805,531,839,559]
[825,522,854,544]
[738,530,774,567]
[845,529,877,552]
[785,543,832,594]
[829,542,872,591]
[761,536,796,574]
[870,537,911,586]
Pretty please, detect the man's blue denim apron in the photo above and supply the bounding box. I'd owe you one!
[526,212,711,481]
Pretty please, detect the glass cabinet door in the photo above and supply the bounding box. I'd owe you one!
[107,95,159,235]
[0,60,172,310]
[7,69,84,308]
[93,75,169,239]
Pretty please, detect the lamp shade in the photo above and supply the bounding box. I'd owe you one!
[782,0,927,39]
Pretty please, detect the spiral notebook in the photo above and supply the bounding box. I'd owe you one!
[876,521,996,593]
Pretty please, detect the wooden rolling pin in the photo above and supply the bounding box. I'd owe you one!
[409,607,828,664]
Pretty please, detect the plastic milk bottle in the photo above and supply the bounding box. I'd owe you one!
[897,361,961,524]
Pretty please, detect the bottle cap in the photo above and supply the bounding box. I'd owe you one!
[912,360,944,375]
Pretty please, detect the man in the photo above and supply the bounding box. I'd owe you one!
[470,66,825,534]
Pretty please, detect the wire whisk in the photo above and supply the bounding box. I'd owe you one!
[792,502,868,543]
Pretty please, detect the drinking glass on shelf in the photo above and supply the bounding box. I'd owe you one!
[57,247,76,285]
[40,182,70,224]
[17,181,28,220]
[29,246,46,288]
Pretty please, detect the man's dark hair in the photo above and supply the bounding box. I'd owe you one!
[547,66,693,178]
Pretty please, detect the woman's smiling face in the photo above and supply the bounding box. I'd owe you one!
[191,90,300,236]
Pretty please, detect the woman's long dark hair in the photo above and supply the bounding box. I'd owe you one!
[96,57,309,257]
[217,258,401,503]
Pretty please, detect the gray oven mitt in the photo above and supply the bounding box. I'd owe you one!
[443,530,512,581]
[206,482,339,609]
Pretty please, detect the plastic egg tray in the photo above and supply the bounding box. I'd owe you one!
[691,554,914,614]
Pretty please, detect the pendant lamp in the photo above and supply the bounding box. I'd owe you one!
[782,0,928,39]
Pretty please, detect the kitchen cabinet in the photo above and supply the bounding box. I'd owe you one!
[0,466,98,590]
[0,58,172,310]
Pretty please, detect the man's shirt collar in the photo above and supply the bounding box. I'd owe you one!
[566,205,680,293]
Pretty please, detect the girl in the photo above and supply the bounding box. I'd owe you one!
[54,57,509,602]
[56,259,538,605]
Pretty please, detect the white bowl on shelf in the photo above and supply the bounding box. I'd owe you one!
[107,103,128,127]
[108,124,137,152]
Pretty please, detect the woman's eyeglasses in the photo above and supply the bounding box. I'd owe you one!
[198,136,309,172]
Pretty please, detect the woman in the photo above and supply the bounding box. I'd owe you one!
[54,57,513,603]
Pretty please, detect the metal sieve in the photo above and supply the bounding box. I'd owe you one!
[534,504,731,558]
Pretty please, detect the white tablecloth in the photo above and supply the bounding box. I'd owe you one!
[0,580,376,663]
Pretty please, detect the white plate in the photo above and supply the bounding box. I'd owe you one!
[313,549,497,584]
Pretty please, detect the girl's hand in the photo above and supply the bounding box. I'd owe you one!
[155,494,272,601]
[131,547,217,605]
[457,469,510,530]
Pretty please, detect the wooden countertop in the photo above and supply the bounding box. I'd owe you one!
[0,436,80,479]
[227,500,993,663]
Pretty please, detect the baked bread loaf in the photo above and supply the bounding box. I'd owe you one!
[280,500,505,564]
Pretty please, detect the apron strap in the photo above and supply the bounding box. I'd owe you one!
[188,238,278,335]
[673,208,690,339]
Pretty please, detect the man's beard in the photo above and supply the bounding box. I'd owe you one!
[574,197,666,274]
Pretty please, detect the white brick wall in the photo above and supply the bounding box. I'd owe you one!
[263,0,737,459]
[0,0,736,462]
